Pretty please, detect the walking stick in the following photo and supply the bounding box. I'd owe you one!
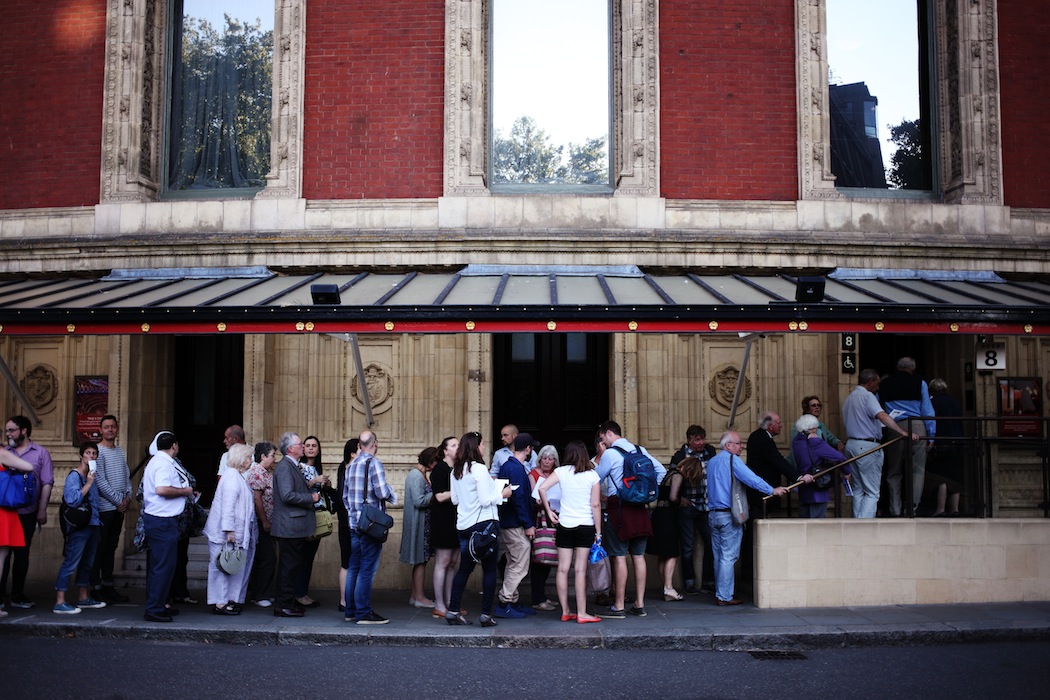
[762,435,904,500]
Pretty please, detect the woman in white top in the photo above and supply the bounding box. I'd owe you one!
[204,443,257,615]
[445,432,511,627]
[539,439,602,624]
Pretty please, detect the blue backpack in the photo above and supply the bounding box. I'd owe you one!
[611,444,658,504]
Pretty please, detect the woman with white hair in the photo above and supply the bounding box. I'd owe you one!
[204,443,257,614]
[791,414,851,519]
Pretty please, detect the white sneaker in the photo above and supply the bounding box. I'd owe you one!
[253,599,273,608]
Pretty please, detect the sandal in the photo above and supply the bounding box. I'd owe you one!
[212,604,240,616]
[445,611,472,626]
[663,588,684,601]
[532,600,557,611]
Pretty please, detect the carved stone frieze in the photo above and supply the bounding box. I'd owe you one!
[351,362,395,416]
[796,1,842,200]
[708,364,751,414]
[21,364,59,415]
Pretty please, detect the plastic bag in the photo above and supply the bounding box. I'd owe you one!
[588,540,608,564]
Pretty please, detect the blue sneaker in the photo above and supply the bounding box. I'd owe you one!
[512,602,537,616]
[75,597,107,609]
[53,602,82,615]
[493,603,526,619]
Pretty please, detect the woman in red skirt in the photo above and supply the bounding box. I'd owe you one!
[0,449,35,618]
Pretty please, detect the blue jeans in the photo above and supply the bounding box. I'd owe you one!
[55,526,100,592]
[679,506,714,588]
[345,531,383,620]
[708,510,743,603]
[142,513,180,616]
[848,439,884,519]
[448,521,500,616]
[798,501,828,519]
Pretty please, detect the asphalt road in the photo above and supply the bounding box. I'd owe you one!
[2,637,1048,699]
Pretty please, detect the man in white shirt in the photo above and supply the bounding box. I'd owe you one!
[141,432,193,622]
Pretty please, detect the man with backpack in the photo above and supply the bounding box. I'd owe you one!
[594,420,665,619]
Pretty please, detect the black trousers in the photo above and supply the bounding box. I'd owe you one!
[248,520,277,602]
[274,536,304,609]
[90,509,125,588]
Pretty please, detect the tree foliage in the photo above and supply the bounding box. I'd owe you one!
[886,118,930,190]
[169,14,273,191]
[492,116,608,185]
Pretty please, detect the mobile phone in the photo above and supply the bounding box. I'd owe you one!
[88,460,97,473]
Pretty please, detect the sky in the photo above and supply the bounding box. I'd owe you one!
[491,0,610,147]
[184,0,274,33]
[827,0,921,164]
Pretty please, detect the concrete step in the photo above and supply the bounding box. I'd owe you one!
[116,535,211,589]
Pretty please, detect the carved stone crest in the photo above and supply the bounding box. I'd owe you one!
[708,364,751,413]
[21,364,59,414]
[351,362,394,415]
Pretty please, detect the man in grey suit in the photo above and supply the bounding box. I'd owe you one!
[270,432,319,617]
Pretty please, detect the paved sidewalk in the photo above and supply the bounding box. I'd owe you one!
[3,587,1050,650]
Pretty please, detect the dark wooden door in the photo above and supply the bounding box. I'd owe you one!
[492,333,609,456]
[174,335,244,504]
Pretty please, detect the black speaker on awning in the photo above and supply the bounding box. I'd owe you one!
[795,276,826,302]
[310,283,341,305]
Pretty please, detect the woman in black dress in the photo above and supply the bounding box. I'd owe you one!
[647,461,685,601]
[430,435,461,618]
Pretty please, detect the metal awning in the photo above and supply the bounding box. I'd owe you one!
[0,266,1048,335]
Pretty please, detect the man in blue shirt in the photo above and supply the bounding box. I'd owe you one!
[879,357,936,516]
[496,433,538,618]
[706,431,787,606]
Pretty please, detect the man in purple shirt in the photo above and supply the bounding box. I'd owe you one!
[1,415,54,609]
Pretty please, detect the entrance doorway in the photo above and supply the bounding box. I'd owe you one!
[173,335,244,503]
[492,333,609,455]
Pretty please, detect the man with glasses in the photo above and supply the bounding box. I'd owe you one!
[1,416,54,610]
[270,432,320,618]
[706,431,787,606]
[801,396,845,454]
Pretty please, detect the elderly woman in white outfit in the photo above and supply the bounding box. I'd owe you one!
[204,443,257,615]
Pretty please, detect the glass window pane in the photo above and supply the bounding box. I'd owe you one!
[511,334,536,362]
[827,0,932,190]
[566,334,587,363]
[167,1,274,193]
[491,0,610,187]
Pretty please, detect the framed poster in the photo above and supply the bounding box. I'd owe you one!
[74,376,109,445]
[997,376,1043,438]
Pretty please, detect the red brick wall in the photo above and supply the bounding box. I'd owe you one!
[998,3,1050,209]
[0,2,106,210]
[660,1,798,201]
[303,1,445,200]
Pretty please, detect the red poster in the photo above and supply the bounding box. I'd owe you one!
[74,376,109,445]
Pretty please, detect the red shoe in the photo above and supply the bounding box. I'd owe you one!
[560,613,577,622]
[577,614,601,624]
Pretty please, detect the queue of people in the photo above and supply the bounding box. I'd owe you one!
[0,367,968,622]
